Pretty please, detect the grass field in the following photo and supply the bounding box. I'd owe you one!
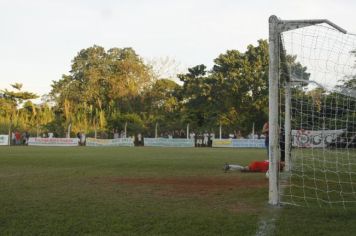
[0,147,356,235]
[280,148,356,208]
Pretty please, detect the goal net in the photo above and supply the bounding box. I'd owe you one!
[270,16,356,208]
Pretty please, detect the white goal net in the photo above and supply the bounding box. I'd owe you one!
[270,16,356,208]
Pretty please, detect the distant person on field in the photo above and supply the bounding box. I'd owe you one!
[137,133,142,146]
[224,160,284,173]
[25,131,30,145]
[77,132,82,146]
[224,160,269,173]
[11,132,15,145]
[21,132,26,145]
[80,132,86,146]
[15,131,21,145]
[114,129,119,139]
[262,121,269,156]
[203,131,209,146]
[209,132,215,147]
[280,127,286,162]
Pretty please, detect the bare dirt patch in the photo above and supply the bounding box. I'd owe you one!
[94,176,267,196]
[229,202,264,214]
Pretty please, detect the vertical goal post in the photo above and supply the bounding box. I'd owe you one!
[268,15,348,206]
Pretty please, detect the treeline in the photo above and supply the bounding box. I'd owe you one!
[0,40,270,138]
[3,39,353,138]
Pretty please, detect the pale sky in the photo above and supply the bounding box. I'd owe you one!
[0,0,355,97]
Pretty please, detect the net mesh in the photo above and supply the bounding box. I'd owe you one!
[279,23,356,208]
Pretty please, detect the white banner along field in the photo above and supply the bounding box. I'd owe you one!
[28,137,79,146]
[0,135,9,145]
[86,138,134,147]
[144,138,195,147]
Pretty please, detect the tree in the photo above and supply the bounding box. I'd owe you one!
[50,45,154,135]
[210,40,269,136]
[0,83,38,135]
[141,79,182,135]
[178,65,216,130]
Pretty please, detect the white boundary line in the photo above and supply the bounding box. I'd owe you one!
[255,172,289,236]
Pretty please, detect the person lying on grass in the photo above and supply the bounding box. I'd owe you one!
[224,160,284,173]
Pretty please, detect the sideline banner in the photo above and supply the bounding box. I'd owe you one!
[292,129,344,148]
[144,138,194,147]
[212,139,264,148]
[232,139,265,148]
[28,137,79,146]
[212,139,233,148]
[86,138,134,147]
[0,135,9,145]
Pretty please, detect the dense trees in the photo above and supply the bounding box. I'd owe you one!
[0,41,278,138]
[176,40,269,136]
[45,42,271,137]
[34,40,268,136]
[0,83,47,135]
[49,46,153,136]
[3,40,351,138]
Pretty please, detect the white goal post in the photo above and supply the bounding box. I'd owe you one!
[268,15,356,207]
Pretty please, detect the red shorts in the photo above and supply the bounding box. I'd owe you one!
[248,160,269,172]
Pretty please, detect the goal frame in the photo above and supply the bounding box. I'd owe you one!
[268,15,347,206]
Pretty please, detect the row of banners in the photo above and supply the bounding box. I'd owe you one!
[0,136,262,148]
[0,129,346,148]
[211,130,346,148]
[25,137,194,147]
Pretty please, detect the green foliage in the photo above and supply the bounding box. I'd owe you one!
[0,83,40,134]
[49,45,154,135]
[177,40,270,135]
[107,112,145,134]
[3,40,354,137]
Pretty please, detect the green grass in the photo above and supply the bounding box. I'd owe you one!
[275,148,356,236]
[0,147,356,235]
[0,147,267,235]
[281,149,356,208]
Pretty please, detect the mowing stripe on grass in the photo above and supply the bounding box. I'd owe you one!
[255,205,281,236]
[255,171,289,236]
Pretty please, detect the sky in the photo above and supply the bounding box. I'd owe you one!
[0,0,355,97]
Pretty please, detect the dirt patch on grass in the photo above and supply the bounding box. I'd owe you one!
[97,176,267,196]
[229,202,263,214]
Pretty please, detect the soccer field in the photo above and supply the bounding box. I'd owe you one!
[0,147,355,235]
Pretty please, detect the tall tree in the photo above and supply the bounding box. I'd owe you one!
[50,45,154,135]
[178,65,215,130]
[0,83,38,134]
[209,40,269,135]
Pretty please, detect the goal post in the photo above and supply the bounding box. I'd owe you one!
[268,15,280,206]
[268,15,351,206]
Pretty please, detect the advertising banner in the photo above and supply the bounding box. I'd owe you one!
[291,129,344,148]
[144,138,194,147]
[213,139,264,148]
[28,137,79,146]
[86,138,134,147]
[0,135,9,146]
[232,139,265,148]
[212,139,233,148]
